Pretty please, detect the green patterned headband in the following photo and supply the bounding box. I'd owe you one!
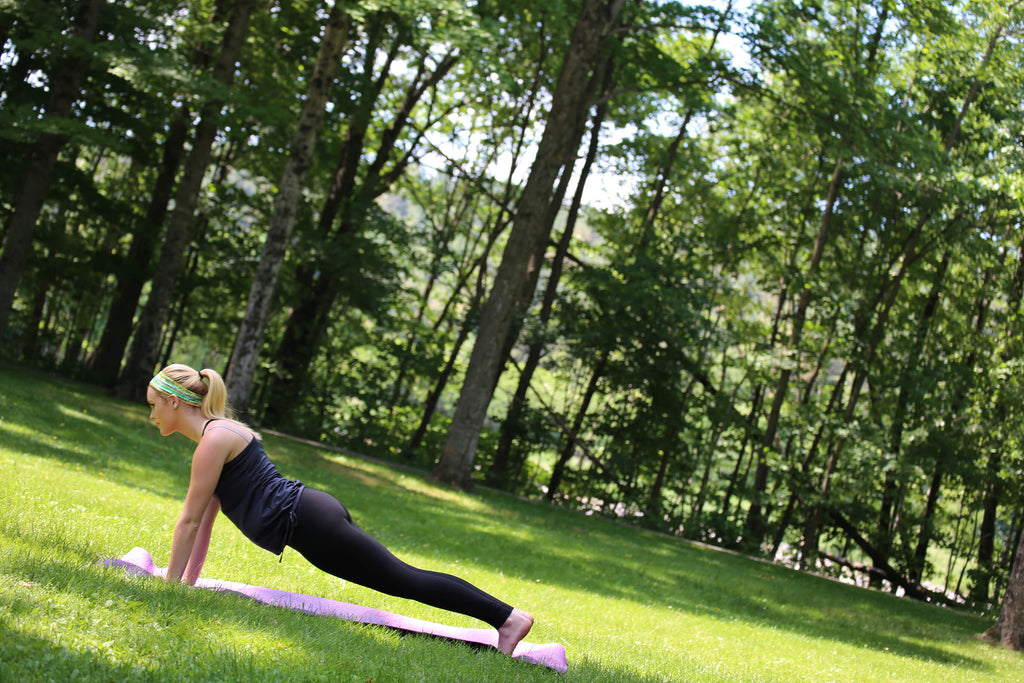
[149,371,203,406]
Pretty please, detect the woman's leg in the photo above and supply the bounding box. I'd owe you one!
[288,488,515,630]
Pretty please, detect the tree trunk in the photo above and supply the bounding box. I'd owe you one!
[19,277,48,360]
[488,60,611,487]
[872,253,949,585]
[434,0,626,489]
[403,219,511,458]
[982,507,1024,650]
[909,279,990,580]
[86,111,190,383]
[872,472,900,590]
[403,315,473,458]
[0,0,106,337]
[873,15,1013,576]
[800,177,956,568]
[86,11,229,384]
[260,265,339,427]
[977,391,1022,596]
[259,39,458,427]
[115,0,257,402]
[688,415,729,529]
[749,5,900,555]
[546,350,608,501]
[226,8,350,415]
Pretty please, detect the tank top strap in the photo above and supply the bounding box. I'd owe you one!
[202,418,254,441]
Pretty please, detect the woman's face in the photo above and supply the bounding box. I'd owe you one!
[146,386,177,436]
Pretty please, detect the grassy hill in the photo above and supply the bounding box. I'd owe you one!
[0,364,1019,681]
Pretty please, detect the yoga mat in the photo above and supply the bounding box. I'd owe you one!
[102,547,567,674]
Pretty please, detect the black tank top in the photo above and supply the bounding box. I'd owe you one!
[212,429,305,554]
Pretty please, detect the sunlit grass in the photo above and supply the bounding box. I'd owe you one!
[1,364,1021,681]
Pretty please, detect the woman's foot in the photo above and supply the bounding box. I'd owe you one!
[496,608,534,655]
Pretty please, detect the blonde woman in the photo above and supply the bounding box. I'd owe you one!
[146,363,533,655]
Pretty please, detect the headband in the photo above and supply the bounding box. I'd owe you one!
[149,371,203,406]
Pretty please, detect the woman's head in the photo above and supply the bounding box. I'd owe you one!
[148,364,233,420]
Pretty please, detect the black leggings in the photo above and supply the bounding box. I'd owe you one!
[287,488,513,629]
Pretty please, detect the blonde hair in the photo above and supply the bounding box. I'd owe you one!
[154,363,233,420]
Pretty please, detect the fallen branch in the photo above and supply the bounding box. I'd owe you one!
[825,507,960,607]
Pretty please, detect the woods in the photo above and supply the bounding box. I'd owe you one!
[2,0,1024,646]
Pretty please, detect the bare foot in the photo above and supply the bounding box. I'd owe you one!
[496,608,534,655]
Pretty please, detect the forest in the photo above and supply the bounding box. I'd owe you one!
[2,0,1024,639]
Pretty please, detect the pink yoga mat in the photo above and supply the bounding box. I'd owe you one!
[102,547,567,673]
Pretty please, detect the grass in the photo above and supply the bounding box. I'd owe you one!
[0,364,1021,682]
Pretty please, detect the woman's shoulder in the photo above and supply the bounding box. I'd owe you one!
[203,419,258,443]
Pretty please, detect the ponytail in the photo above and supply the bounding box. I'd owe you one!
[198,368,233,420]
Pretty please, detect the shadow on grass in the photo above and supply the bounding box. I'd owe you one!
[1,366,191,500]
[1,627,137,681]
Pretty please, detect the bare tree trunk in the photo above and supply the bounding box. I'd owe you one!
[982,507,1024,650]
[488,60,612,487]
[402,220,511,458]
[434,0,626,489]
[259,38,459,426]
[115,0,257,402]
[0,0,106,337]
[86,111,190,383]
[226,8,350,415]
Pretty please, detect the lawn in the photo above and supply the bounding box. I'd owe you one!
[0,364,1020,681]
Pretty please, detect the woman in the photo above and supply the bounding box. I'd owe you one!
[146,363,533,655]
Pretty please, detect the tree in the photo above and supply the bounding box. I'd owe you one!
[225,7,350,415]
[397,0,568,461]
[255,3,468,428]
[487,79,610,489]
[0,0,107,338]
[983,520,1024,649]
[433,0,627,489]
[85,0,239,383]
[794,0,1024,571]
[85,110,190,383]
[115,0,258,401]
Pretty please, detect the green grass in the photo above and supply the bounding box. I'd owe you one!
[0,364,1020,682]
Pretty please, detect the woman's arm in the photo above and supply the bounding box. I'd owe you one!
[182,497,220,586]
[166,434,230,583]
